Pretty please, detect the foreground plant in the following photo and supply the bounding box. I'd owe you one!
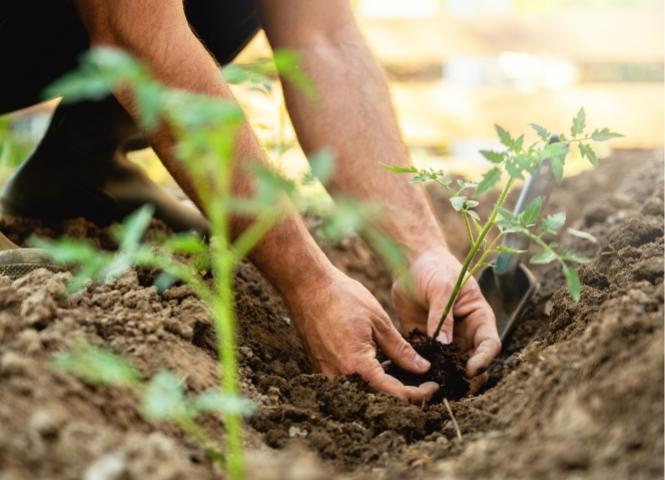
[29,47,319,479]
[32,46,404,478]
[387,109,621,341]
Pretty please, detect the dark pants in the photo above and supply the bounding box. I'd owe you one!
[0,1,260,230]
[0,0,260,113]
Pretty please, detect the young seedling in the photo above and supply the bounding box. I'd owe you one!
[387,109,621,341]
[32,46,404,478]
[31,46,318,479]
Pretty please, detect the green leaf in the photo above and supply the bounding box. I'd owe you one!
[117,205,155,251]
[192,390,255,416]
[567,228,598,243]
[495,124,514,149]
[381,164,418,174]
[578,143,598,166]
[163,233,206,255]
[571,107,586,137]
[542,212,566,233]
[480,150,505,164]
[520,197,542,226]
[530,123,551,142]
[273,49,318,101]
[475,167,502,196]
[142,370,188,420]
[561,250,592,264]
[365,228,408,276]
[450,196,466,212]
[563,265,581,302]
[134,82,164,131]
[53,343,141,387]
[465,200,479,209]
[319,198,369,242]
[467,209,480,221]
[590,128,624,142]
[308,149,335,184]
[530,250,557,265]
[495,245,527,255]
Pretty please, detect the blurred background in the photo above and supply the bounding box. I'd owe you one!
[1,0,663,185]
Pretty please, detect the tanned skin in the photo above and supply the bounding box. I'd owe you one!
[73,0,500,402]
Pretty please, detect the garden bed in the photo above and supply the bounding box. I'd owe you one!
[0,149,662,479]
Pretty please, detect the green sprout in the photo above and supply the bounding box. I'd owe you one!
[386,108,621,341]
[33,46,310,479]
[31,46,402,479]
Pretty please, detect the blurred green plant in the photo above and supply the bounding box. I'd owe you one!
[386,108,621,340]
[33,46,406,479]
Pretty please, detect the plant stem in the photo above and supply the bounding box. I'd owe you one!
[461,210,475,245]
[431,178,515,340]
[209,135,245,479]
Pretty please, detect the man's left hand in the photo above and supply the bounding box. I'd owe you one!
[392,247,501,391]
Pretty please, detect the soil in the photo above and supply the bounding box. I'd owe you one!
[384,330,470,402]
[0,149,662,480]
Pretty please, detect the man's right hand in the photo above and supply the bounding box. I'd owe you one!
[285,268,439,403]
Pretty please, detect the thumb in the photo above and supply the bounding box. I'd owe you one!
[374,321,431,374]
[427,297,454,345]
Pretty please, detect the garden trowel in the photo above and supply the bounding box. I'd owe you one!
[477,152,557,346]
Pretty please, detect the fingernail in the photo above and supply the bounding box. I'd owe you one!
[415,354,431,370]
[437,332,450,344]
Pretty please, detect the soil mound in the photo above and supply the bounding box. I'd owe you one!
[0,149,662,479]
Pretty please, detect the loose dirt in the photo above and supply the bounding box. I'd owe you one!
[385,330,470,403]
[0,149,662,479]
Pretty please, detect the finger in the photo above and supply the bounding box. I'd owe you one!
[468,372,489,394]
[466,329,501,377]
[374,321,430,374]
[358,358,438,403]
[427,299,454,345]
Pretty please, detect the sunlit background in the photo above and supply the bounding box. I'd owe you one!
[1,0,663,187]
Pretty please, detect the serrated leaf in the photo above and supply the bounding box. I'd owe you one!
[505,159,525,180]
[571,107,586,137]
[142,370,188,420]
[192,390,255,416]
[465,200,479,208]
[520,197,542,226]
[563,265,581,302]
[542,212,566,233]
[382,163,418,174]
[579,143,598,166]
[450,196,466,212]
[530,123,551,141]
[567,228,598,243]
[495,124,514,149]
[496,245,527,255]
[456,179,477,189]
[530,250,557,265]
[480,150,505,164]
[53,343,141,387]
[467,209,480,221]
[561,250,592,264]
[475,167,502,196]
[590,128,624,142]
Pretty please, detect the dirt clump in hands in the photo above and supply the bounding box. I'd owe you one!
[385,330,470,402]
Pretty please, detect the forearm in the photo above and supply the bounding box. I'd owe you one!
[75,0,336,298]
[265,21,447,261]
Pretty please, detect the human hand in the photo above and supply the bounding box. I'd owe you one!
[392,248,501,390]
[286,268,439,403]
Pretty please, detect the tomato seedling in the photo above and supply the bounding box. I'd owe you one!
[387,109,621,340]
